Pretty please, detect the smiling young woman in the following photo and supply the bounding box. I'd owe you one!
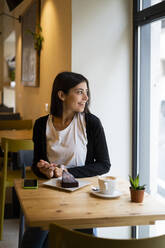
[21,71,111,248]
[31,71,110,180]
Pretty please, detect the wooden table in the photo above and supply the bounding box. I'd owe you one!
[14,177,165,230]
[0,129,32,142]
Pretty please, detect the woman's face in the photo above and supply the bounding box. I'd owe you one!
[62,81,89,114]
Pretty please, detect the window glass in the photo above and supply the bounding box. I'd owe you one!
[140,0,163,10]
[138,17,165,200]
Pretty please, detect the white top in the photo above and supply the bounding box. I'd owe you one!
[46,113,87,168]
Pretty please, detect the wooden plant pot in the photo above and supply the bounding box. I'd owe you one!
[130,187,145,203]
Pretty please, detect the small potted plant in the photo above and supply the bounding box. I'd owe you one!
[129,174,146,203]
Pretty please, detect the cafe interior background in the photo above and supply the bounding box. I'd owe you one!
[1,0,165,245]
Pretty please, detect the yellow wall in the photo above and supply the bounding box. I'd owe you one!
[14,0,71,121]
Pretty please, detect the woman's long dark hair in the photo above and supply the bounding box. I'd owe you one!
[50,71,90,117]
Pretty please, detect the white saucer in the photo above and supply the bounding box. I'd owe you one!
[91,188,122,198]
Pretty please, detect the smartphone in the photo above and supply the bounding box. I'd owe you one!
[23,179,38,189]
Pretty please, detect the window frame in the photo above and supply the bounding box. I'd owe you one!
[132,0,165,178]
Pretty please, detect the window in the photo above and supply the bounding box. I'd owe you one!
[140,0,163,11]
[133,0,165,237]
[133,0,165,196]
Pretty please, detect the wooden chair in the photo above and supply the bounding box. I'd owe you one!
[0,119,32,130]
[49,223,165,248]
[0,138,34,240]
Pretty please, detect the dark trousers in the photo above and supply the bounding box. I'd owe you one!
[21,227,93,248]
[76,228,93,235]
[21,228,49,248]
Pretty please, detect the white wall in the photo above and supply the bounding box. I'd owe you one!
[72,0,132,179]
[3,86,15,111]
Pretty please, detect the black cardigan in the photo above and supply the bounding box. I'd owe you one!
[32,113,111,178]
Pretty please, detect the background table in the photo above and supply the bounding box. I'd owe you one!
[0,129,32,142]
[14,177,165,230]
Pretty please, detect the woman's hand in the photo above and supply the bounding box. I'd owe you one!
[37,160,57,179]
[54,165,68,178]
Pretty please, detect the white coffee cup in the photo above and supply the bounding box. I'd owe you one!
[98,176,116,195]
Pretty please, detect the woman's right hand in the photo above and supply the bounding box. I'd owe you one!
[37,160,57,179]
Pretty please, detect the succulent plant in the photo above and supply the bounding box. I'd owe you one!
[129,174,146,190]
